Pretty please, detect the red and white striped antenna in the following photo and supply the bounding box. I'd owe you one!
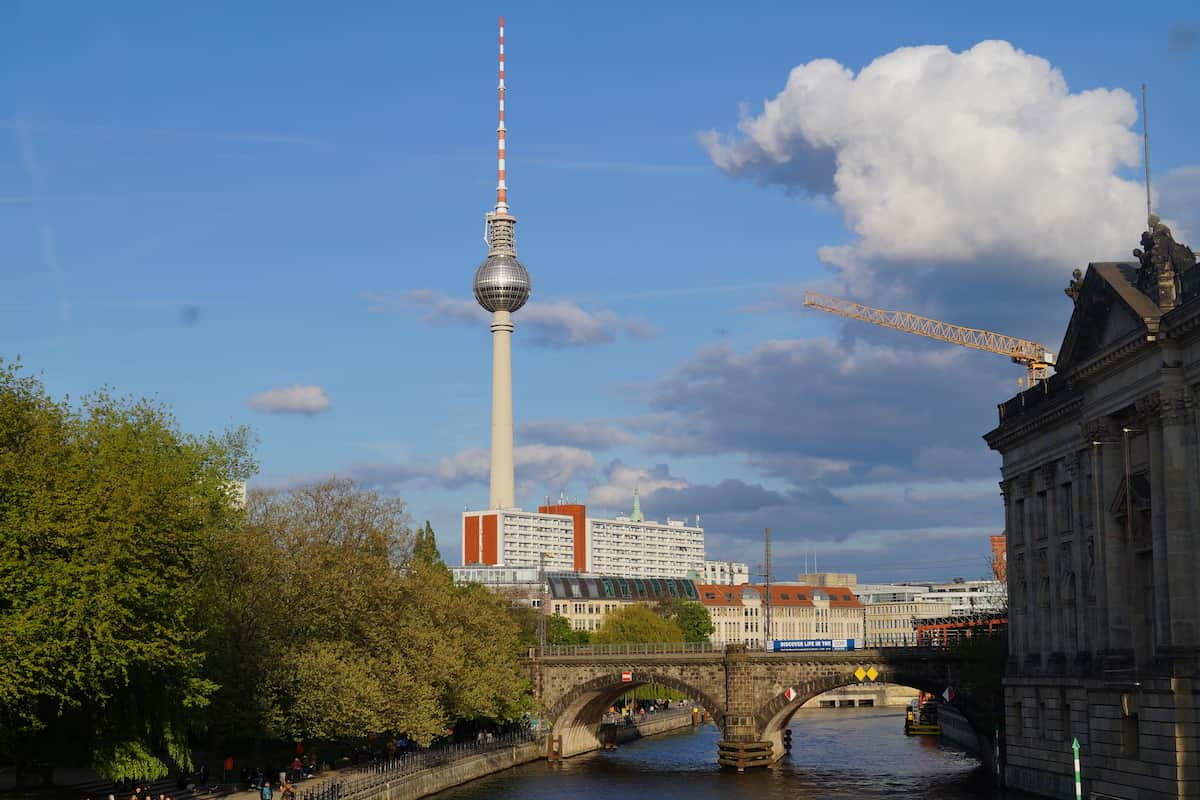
[496,16,508,214]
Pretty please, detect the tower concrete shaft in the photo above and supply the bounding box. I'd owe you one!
[489,308,515,509]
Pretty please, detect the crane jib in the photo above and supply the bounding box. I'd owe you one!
[801,291,1053,380]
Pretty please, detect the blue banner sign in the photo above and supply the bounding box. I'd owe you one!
[773,639,856,652]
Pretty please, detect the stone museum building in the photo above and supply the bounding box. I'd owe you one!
[985,219,1200,798]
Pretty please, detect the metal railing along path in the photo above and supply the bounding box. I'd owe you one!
[297,729,538,800]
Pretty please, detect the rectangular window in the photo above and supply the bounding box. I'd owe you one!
[602,579,615,598]
[1036,491,1048,539]
[1014,499,1025,543]
[1060,483,1074,532]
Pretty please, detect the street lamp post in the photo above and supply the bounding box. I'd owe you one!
[537,551,554,654]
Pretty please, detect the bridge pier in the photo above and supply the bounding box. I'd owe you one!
[717,740,773,771]
[717,644,778,769]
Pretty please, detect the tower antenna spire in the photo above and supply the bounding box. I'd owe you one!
[496,16,508,214]
[1142,83,1152,227]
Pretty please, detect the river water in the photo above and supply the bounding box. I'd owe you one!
[439,708,1037,800]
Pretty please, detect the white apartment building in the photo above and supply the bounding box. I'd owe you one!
[703,559,750,585]
[461,490,705,579]
[587,515,704,579]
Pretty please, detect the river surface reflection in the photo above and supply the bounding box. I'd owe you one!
[439,708,1038,800]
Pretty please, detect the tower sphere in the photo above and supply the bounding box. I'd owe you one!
[473,253,531,313]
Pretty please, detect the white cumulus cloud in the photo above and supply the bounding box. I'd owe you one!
[248,384,331,415]
[703,40,1151,284]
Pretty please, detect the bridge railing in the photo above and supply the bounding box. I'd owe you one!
[536,642,719,657]
[529,640,979,659]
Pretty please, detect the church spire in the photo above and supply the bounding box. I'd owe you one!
[630,486,644,523]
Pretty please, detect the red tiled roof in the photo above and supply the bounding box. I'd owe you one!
[694,584,863,609]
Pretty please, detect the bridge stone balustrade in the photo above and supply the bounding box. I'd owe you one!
[524,643,991,768]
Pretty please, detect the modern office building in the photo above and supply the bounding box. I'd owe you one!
[862,599,956,647]
[914,579,1007,616]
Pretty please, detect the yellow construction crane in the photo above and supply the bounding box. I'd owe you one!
[801,291,1055,386]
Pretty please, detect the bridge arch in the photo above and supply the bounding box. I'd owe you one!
[544,669,723,758]
[754,668,989,758]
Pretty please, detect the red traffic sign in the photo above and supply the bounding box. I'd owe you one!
[621,671,633,683]
[784,687,797,702]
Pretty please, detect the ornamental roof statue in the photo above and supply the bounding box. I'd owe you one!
[1132,214,1197,311]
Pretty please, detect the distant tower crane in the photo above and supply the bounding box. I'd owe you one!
[801,291,1056,386]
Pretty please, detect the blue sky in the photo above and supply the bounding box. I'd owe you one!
[3,1,1198,582]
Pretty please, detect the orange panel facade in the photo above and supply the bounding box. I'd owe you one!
[464,515,480,564]
[990,534,1007,581]
[481,514,499,565]
[539,503,587,572]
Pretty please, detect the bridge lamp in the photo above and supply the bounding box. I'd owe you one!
[538,551,555,654]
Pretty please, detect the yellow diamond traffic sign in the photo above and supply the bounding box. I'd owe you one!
[866,666,879,681]
[854,666,866,682]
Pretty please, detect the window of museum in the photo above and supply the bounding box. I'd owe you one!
[1121,712,1139,758]
[1036,491,1048,539]
[1014,499,1025,543]
[1060,483,1074,532]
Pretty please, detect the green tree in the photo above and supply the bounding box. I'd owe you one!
[545,613,590,646]
[593,605,684,644]
[0,361,254,781]
[209,486,531,748]
[668,600,715,643]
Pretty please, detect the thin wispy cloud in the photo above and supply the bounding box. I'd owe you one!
[366,289,657,348]
[0,119,319,146]
[521,156,707,176]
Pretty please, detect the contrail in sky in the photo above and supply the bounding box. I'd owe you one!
[12,117,70,326]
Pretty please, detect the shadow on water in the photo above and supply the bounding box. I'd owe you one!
[439,708,1038,800]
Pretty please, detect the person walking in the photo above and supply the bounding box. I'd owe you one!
[260,781,273,800]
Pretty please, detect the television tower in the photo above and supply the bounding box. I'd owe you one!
[473,16,531,510]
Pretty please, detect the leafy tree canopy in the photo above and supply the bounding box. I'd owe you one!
[0,361,254,781]
[667,600,715,643]
[593,604,684,644]
[209,484,530,748]
[546,613,590,646]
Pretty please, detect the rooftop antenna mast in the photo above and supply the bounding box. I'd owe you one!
[1142,83,1152,227]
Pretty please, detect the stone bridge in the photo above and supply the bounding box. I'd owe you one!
[525,643,989,768]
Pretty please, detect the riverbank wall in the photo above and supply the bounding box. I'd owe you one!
[354,712,697,800]
[609,710,701,746]
[374,740,543,800]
